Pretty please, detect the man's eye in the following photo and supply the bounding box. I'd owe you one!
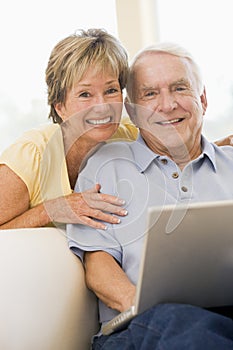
[145,91,156,97]
[175,86,186,92]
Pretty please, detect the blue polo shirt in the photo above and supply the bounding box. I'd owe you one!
[67,134,233,325]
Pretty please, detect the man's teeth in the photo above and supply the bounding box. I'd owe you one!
[87,116,111,125]
[158,118,182,125]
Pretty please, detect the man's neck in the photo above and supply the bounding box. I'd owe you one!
[170,145,202,170]
[142,134,202,170]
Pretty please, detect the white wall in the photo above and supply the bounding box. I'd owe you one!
[0,0,118,152]
[1,0,232,153]
[116,0,159,60]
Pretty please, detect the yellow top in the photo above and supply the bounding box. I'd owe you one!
[0,118,138,208]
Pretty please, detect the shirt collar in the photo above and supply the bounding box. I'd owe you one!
[130,134,160,172]
[199,135,217,171]
[131,134,217,172]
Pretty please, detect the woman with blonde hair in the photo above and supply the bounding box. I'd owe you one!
[0,28,138,229]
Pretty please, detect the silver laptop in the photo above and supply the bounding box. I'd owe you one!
[102,199,233,335]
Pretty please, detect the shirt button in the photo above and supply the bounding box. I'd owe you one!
[172,172,179,179]
[181,186,188,192]
[161,159,168,164]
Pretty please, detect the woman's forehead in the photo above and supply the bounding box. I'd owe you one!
[74,63,119,84]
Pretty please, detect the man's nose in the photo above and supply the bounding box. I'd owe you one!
[156,92,178,113]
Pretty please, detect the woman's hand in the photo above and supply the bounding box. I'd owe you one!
[215,135,233,146]
[0,165,126,229]
[44,184,127,230]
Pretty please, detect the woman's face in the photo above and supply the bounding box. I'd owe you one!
[55,67,123,144]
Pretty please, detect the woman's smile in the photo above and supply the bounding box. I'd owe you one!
[86,116,113,126]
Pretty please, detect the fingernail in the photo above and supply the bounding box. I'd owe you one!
[117,198,125,205]
[112,216,121,224]
[120,209,128,216]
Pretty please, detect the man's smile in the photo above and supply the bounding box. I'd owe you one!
[156,118,184,126]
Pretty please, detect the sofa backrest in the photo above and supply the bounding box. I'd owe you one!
[0,227,99,350]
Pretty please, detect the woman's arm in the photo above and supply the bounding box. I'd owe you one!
[84,251,136,312]
[0,165,127,229]
[214,135,233,147]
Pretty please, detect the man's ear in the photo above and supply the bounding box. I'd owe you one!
[200,87,208,115]
[124,97,137,125]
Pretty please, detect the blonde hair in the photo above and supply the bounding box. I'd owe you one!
[127,42,204,102]
[46,28,129,123]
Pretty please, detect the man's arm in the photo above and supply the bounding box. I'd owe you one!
[84,251,136,313]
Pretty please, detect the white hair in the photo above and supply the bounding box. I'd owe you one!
[126,42,204,101]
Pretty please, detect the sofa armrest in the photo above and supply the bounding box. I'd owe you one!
[0,227,99,350]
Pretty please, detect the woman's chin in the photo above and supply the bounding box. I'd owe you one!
[85,125,118,143]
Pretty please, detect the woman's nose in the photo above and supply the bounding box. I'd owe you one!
[92,96,110,113]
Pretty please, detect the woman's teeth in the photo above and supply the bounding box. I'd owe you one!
[86,116,112,125]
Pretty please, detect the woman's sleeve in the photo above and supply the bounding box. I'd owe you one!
[0,140,41,201]
[110,116,138,142]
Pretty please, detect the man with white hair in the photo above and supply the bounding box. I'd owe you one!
[68,42,233,349]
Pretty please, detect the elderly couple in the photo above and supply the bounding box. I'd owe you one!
[1,29,233,348]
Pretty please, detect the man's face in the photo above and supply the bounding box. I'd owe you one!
[130,52,207,158]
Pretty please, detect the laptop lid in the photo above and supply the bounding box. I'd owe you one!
[135,199,233,314]
[102,199,233,335]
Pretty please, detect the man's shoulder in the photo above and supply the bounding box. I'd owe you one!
[91,141,135,161]
[212,142,233,156]
[80,141,137,177]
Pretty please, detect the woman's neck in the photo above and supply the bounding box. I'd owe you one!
[61,123,99,189]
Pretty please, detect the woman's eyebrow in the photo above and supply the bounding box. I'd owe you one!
[76,79,119,88]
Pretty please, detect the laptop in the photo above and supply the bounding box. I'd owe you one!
[102,199,233,335]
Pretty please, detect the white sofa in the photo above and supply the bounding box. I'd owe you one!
[0,227,99,350]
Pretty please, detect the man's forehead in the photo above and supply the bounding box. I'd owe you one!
[139,50,190,66]
[134,53,193,81]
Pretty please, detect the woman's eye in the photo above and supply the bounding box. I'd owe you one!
[79,92,90,98]
[106,88,119,94]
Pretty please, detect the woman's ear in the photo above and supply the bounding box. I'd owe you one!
[124,97,137,125]
[54,102,66,121]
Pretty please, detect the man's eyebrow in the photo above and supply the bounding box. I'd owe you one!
[140,85,159,91]
[140,79,190,89]
[171,78,190,86]
[137,79,191,95]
